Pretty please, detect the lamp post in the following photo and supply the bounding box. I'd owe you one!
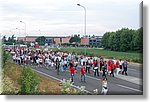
[77,4,86,37]
[16,28,21,45]
[77,4,87,55]
[16,28,21,36]
[39,29,41,35]
[20,21,26,42]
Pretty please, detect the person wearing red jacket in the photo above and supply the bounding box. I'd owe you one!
[107,60,112,76]
[70,63,75,82]
[107,59,111,67]
[115,60,120,76]
[110,61,115,77]
[80,62,86,82]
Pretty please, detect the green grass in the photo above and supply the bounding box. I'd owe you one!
[51,48,142,63]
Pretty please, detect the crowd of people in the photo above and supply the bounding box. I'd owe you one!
[6,47,129,94]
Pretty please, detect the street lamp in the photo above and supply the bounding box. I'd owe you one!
[77,4,86,37]
[77,4,87,55]
[39,29,41,35]
[20,21,26,42]
[16,28,21,36]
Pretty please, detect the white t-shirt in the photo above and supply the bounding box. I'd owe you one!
[39,59,43,63]
[119,61,123,65]
[81,59,84,66]
[13,55,16,60]
[64,60,67,65]
[45,58,50,63]
[103,81,107,88]
[113,59,117,64]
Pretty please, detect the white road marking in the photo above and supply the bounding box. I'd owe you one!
[32,68,91,94]
[31,66,142,94]
[86,75,101,81]
[128,68,137,71]
[115,74,142,85]
[117,84,142,92]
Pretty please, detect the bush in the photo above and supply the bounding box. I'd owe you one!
[60,79,86,95]
[2,50,10,68]
[18,67,39,94]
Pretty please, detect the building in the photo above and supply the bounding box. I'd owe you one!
[17,36,37,42]
[61,37,71,44]
[80,37,89,45]
[53,38,60,44]
[17,36,71,45]
[89,36,102,47]
[17,35,103,47]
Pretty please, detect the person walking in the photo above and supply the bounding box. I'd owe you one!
[63,59,67,71]
[100,56,104,71]
[101,77,108,95]
[69,63,75,83]
[107,59,112,76]
[93,60,99,77]
[119,59,123,73]
[122,60,128,76]
[115,60,120,76]
[80,62,86,82]
[86,59,91,74]
[56,58,60,75]
[102,61,107,77]
[110,61,115,77]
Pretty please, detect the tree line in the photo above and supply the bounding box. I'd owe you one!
[2,35,17,45]
[101,27,143,52]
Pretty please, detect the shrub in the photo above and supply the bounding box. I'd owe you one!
[59,79,86,95]
[18,67,39,94]
[2,50,10,68]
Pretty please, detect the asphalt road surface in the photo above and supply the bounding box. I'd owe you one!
[30,63,143,95]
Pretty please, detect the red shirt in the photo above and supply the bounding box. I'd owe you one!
[70,67,75,74]
[111,63,115,70]
[93,61,97,67]
[116,61,119,68]
[108,66,111,71]
[71,60,74,65]
[80,67,86,75]
[30,52,32,56]
[108,60,111,67]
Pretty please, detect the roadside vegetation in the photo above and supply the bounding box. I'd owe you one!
[2,50,61,94]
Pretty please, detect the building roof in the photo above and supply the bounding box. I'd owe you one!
[17,36,71,39]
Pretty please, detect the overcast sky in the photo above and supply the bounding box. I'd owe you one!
[0,0,142,37]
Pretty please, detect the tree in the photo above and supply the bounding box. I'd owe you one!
[4,35,16,45]
[101,32,111,49]
[119,28,133,51]
[69,35,81,44]
[35,36,46,46]
[113,30,121,51]
[101,27,142,52]
[11,35,16,43]
[108,32,116,50]
[2,35,7,43]
[133,27,143,51]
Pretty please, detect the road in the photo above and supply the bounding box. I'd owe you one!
[30,63,143,95]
